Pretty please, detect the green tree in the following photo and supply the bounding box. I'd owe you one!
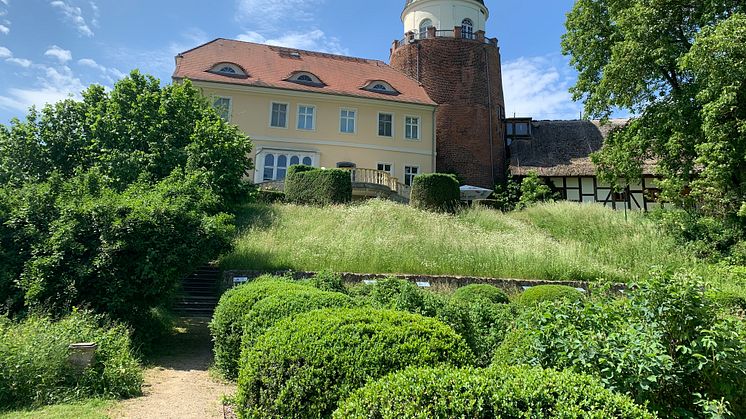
[562,2,745,218]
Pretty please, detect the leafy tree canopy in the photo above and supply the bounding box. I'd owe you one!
[0,70,253,203]
[562,2,745,218]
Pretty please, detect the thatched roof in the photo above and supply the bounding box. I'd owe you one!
[508,119,655,177]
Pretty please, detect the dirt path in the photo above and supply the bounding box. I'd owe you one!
[110,318,236,419]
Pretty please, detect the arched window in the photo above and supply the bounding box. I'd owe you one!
[302,157,312,166]
[209,62,247,77]
[287,71,325,86]
[297,74,313,82]
[290,156,300,166]
[461,18,474,39]
[419,19,432,39]
[263,154,275,181]
[276,155,288,180]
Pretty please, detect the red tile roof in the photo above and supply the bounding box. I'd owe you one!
[173,38,436,106]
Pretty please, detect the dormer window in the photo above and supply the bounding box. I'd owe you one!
[208,63,248,78]
[287,71,325,87]
[362,80,399,95]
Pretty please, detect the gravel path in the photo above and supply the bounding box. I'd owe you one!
[110,318,235,419]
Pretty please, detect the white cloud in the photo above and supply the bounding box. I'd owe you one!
[6,57,31,67]
[45,45,72,63]
[50,0,94,37]
[0,24,8,35]
[77,57,125,83]
[502,54,583,120]
[236,0,322,26]
[0,0,8,5]
[237,29,348,55]
[0,65,85,112]
[0,46,10,59]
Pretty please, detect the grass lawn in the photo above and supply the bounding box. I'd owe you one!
[0,399,112,419]
[222,199,702,282]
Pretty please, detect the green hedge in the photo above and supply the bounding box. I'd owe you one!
[209,277,314,379]
[333,365,655,418]
[452,284,510,305]
[518,284,585,305]
[236,308,472,418]
[409,173,460,212]
[240,289,354,350]
[285,165,352,205]
[0,312,142,410]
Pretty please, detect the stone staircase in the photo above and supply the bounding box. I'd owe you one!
[175,266,221,317]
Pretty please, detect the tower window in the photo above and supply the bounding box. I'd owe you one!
[461,19,474,40]
[419,19,432,39]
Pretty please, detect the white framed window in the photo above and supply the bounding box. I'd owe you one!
[363,80,398,94]
[287,71,324,86]
[378,112,393,137]
[404,165,419,186]
[405,116,421,140]
[377,163,393,175]
[210,63,247,77]
[340,108,356,134]
[212,97,232,122]
[461,18,474,39]
[297,105,315,131]
[270,102,288,128]
[260,151,316,182]
[419,19,432,39]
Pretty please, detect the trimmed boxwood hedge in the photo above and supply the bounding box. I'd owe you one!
[333,365,656,418]
[409,173,460,212]
[284,165,352,205]
[452,284,510,305]
[518,284,585,306]
[240,289,354,350]
[209,277,315,379]
[236,308,472,419]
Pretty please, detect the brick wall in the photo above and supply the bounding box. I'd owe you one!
[390,38,506,188]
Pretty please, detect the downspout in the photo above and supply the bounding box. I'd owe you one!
[485,47,495,183]
[432,107,437,172]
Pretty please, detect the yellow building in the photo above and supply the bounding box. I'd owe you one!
[173,39,437,197]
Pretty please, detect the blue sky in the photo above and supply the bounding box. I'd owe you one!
[0,0,583,124]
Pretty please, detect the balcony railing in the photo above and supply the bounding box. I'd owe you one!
[257,168,411,200]
[394,27,498,51]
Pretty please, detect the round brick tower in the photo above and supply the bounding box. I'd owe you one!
[390,0,506,188]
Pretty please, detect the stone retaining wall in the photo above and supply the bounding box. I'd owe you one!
[222,270,627,294]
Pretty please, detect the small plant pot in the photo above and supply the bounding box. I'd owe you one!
[68,343,98,371]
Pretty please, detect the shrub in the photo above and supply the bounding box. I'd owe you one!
[0,311,142,410]
[18,172,235,330]
[494,270,746,417]
[256,189,285,204]
[452,284,510,305]
[209,278,314,379]
[516,171,556,210]
[518,284,585,305]
[285,165,351,205]
[236,308,472,418]
[334,365,656,418]
[240,289,354,350]
[409,173,460,212]
[366,278,513,367]
[309,270,347,294]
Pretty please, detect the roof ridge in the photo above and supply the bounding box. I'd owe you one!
[217,37,388,65]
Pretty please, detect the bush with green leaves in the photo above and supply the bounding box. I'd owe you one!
[284,165,352,205]
[0,311,142,410]
[652,209,745,263]
[516,171,556,210]
[209,278,314,379]
[334,365,656,418]
[240,289,354,350]
[365,278,514,367]
[518,284,584,306]
[409,173,460,212]
[13,171,234,333]
[494,271,746,417]
[452,284,510,305]
[236,308,472,418]
[309,270,347,294]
